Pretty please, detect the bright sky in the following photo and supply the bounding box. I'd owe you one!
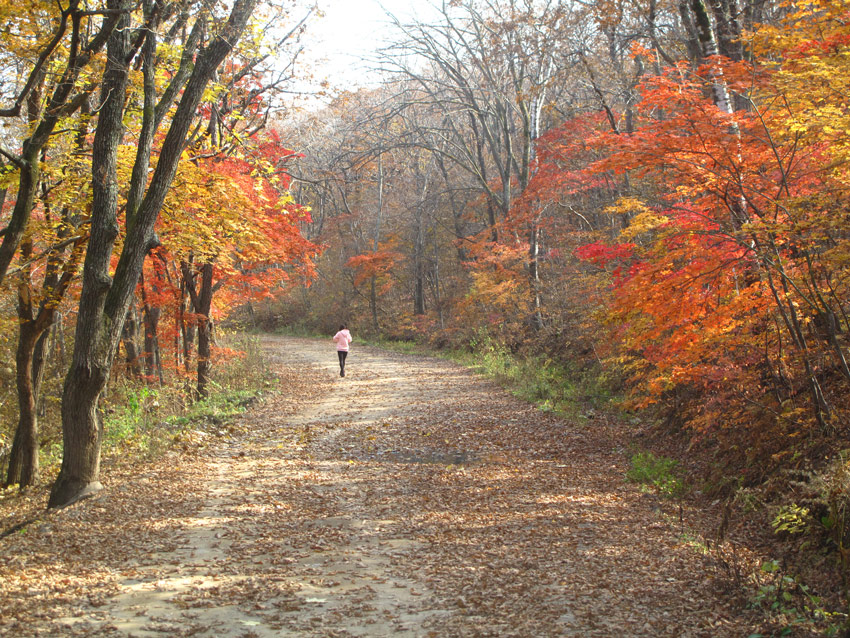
[300,0,438,92]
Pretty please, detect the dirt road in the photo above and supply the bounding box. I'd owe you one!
[0,336,756,636]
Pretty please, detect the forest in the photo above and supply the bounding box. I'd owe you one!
[280,0,850,473]
[1,0,850,634]
[274,0,850,590]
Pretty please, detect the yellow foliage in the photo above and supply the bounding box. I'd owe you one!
[620,214,670,242]
[751,0,850,168]
[604,197,648,217]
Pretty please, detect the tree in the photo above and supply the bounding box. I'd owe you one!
[49,0,260,508]
[382,1,575,327]
[4,138,89,488]
[164,142,318,398]
[0,0,119,286]
[574,4,850,441]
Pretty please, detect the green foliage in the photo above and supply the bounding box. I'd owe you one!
[748,561,847,636]
[100,382,264,461]
[362,328,620,422]
[759,454,850,575]
[270,324,324,339]
[732,486,765,513]
[364,336,424,356]
[96,334,271,462]
[450,331,616,417]
[627,451,684,498]
[105,386,158,442]
[813,454,850,571]
[772,504,811,536]
[37,441,63,475]
[165,389,259,430]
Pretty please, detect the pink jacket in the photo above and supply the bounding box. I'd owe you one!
[333,329,352,351]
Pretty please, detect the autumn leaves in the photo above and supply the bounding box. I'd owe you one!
[558,2,850,449]
[0,1,317,506]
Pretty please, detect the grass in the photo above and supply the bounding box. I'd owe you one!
[626,450,685,498]
[271,324,325,339]
[265,326,618,419]
[27,333,274,479]
[367,337,425,356]
[99,385,260,459]
[163,389,260,430]
[100,335,273,461]
[360,332,618,419]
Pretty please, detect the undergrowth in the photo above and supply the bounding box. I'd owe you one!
[98,334,272,463]
[627,450,685,498]
[368,332,618,419]
[30,334,274,481]
[746,559,848,637]
[271,324,325,339]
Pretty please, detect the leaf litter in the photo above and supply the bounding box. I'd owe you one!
[0,335,762,636]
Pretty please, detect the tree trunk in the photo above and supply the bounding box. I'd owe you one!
[32,327,49,419]
[181,258,221,399]
[121,303,143,377]
[370,152,385,335]
[434,154,470,262]
[196,263,214,399]
[50,0,258,509]
[6,324,41,487]
[140,261,166,380]
[179,271,196,372]
[49,4,131,508]
[142,302,161,379]
[528,222,543,330]
[414,272,425,316]
[370,277,379,336]
[689,0,734,113]
[709,0,744,61]
[7,228,75,487]
[678,0,705,66]
[413,205,426,316]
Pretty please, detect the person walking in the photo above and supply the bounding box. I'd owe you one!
[333,324,352,377]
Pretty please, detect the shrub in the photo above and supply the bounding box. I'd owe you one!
[627,451,684,498]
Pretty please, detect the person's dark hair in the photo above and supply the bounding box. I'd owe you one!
[339,324,346,331]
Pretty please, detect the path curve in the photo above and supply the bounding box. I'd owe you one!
[0,336,754,637]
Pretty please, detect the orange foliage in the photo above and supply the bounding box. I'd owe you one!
[563,2,850,440]
[346,250,404,291]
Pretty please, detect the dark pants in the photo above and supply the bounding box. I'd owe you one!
[337,350,348,376]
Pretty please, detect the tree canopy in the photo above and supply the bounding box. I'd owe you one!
[1,0,850,617]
